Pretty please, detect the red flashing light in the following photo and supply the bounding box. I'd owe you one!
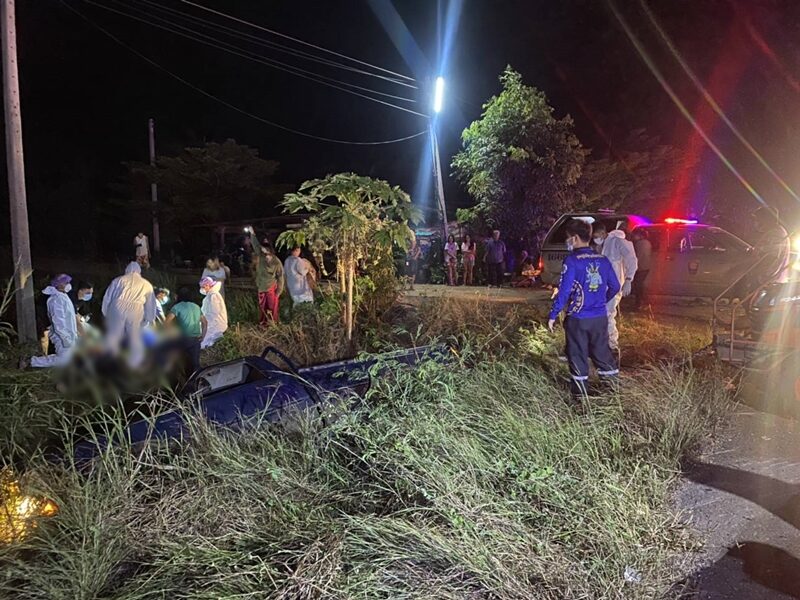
[537,255,544,272]
[664,217,698,225]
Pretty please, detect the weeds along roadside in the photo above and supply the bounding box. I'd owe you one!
[0,295,731,598]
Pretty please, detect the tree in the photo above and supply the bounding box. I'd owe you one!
[124,139,286,231]
[577,129,685,216]
[276,173,420,342]
[452,67,588,247]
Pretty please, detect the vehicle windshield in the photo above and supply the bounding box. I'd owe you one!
[545,215,629,245]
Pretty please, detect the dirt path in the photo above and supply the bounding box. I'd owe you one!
[401,284,715,323]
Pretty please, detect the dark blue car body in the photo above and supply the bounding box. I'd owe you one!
[74,345,447,462]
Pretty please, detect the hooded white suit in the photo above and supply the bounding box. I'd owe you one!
[200,280,228,349]
[601,230,638,349]
[31,286,78,368]
[102,262,157,367]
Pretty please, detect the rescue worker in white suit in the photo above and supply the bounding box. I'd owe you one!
[102,261,157,368]
[199,276,228,349]
[592,221,637,350]
[29,274,78,368]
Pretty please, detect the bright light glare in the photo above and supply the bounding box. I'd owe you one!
[664,217,699,224]
[793,235,800,252]
[433,77,445,113]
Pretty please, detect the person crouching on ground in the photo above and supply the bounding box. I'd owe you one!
[22,274,78,369]
[199,277,228,349]
[548,219,621,401]
[248,228,285,326]
[165,286,203,373]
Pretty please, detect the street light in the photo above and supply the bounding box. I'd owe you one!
[429,76,448,240]
[433,76,445,113]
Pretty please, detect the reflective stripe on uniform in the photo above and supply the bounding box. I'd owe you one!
[597,369,619,376]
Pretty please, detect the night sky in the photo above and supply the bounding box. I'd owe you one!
[4,0,800,258]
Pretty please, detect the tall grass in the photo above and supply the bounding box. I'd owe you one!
[0,297,731,599]
[0,346,728,599]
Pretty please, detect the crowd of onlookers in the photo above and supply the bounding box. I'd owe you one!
[405,229,540,289]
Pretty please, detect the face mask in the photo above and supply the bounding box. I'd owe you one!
[593,237,604,246]
[159,296,169,306]
[63,284,72,293]
[81,293,93,302]
[199,288,208,296]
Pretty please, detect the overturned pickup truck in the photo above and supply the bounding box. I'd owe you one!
[74,344,449,462]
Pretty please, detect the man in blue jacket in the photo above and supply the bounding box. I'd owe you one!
[548,219,621,399]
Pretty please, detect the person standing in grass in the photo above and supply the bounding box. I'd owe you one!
[461,234,476,285]
[284,245,315,305]
[631,228,652,310]
[248,228,285,326]
[444,234,458,286]
[165,286,203,373]
[484,229,506,287]
[201,256,227,298]
[199,277,228,349]
[548,219,620,400]
[405,237,422,290]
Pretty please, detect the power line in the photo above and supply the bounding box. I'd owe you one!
[58,0,429,145]
[81,0,426,116]
[134,0,417,89]
[179,0,416,83]
[103,0,418,104]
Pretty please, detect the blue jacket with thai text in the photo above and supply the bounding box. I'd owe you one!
[548,247,621,320]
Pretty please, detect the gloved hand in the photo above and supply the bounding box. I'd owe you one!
[548,318,556,332]
[621,280,632,297]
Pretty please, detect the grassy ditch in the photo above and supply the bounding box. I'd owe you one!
[0,297,728,599]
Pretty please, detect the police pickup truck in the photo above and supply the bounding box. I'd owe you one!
[540,212,766,299]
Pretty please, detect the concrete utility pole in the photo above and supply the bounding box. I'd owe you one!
[429,121,448,240]
[2,0,35,342]
[148,118,160,254]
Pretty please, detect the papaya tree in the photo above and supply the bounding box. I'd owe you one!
[276,173,420,342]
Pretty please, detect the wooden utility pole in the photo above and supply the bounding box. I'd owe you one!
[2,0,35,342]
[148,118,160,254]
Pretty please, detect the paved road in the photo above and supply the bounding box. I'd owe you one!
[676,406,800,599]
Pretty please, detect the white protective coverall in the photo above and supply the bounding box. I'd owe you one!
[200,281,228,349]
[284,255,314,304]
[102,262,157,367]
[601,230,638,349]
[31,287,78,368]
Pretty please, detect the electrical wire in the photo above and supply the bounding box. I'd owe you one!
[82,0,426,115]
[58,0,429,145]
[133,0,417,89]
[105,0,417,103]
[178,0,416,83]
